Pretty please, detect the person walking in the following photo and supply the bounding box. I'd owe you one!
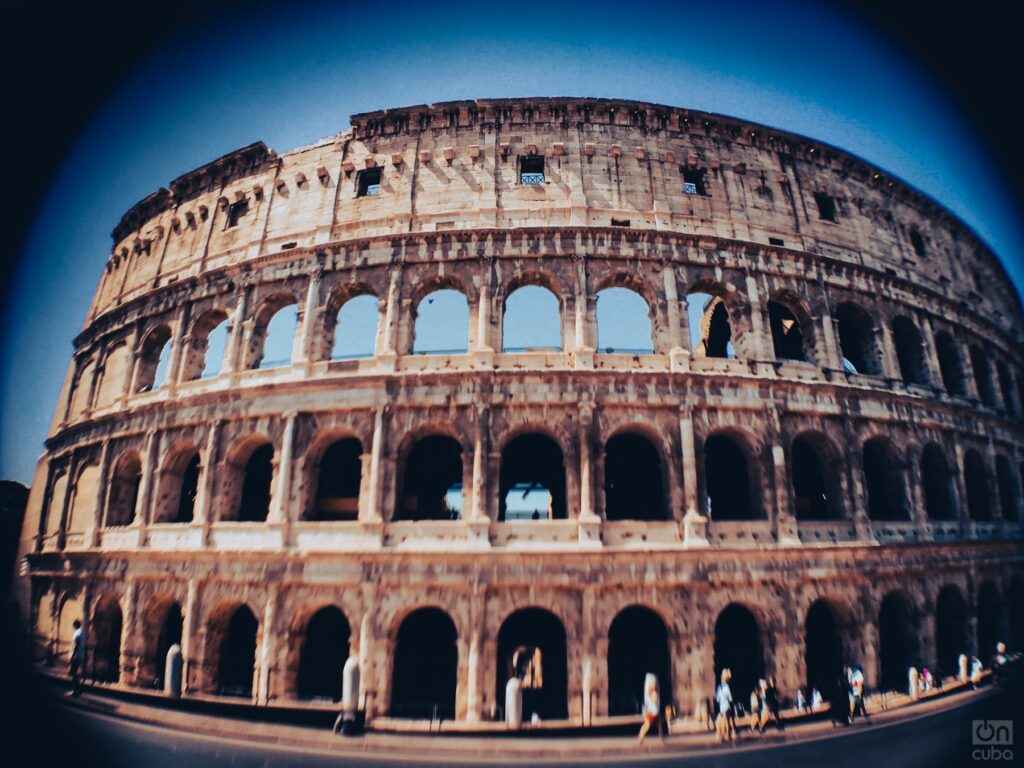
[714,669,734,743]
[749,686,761,733]
[850,664,868,721]
[637,673,663,744]
[68,619,86,697]
[765,676,783,730]
[970,656,983,688]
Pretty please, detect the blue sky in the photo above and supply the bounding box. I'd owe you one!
[1,0,1020,484]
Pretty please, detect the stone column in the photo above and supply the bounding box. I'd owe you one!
[906,445,928,535]
[268,412,296,524]
[181,580,200,694]
[256,587,279,704]
[221,288,249,376]
[952,443,970,539]
[359,586,380,718]
[296,271,323,365]
[679,409,708,546]
[118,579,137,684]
[580,587,599,721]
[768,409,799,545]
[663,266,688,370]
[89,441,113,546]
[919,314,943,390]
[165,303,190,391]
[55,456,80,550]
[577,404,600,545]
[465,584,486,721]
[475,262,494,354]
[573,257,594,367]
[844,425,874,541]
[470,408,489,521]
[744,274,772,361]
[376,268,401,359]
[362,408,387,522]
[878,321,902,383]
[194,422,221,538]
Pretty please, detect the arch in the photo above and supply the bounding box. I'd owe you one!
[595,287,653,354]
[106,450,142,527]
[892,316,928,386]
[153,445,200,524]
[183,309,230,381]
[804,600,844,695]
[835,302,880,375]
[703,431,758,520]
[768,298,809,362]
[208,603,258,698]
[91,595,123,683]
[790,432,842,520]
[878,591,918,692]
[254,302,299,369]
[297,606,351,701]
[312,437,362,521]
[603,432,667,521]
[862,437,908,521]
[607,605,672,715]
[329,293,379,360]
[970,345,997,406]
[496,607,568,720]
[714,603,764,704]
[66,463,101,535]
[394,433,463,521]
[95,342,131,408]
[963,449,992,521]
[921,443,955,521]
[221,439,274,523]
[502,284,562,352]
[44,472,69,543]
[139,597,183,688]
[996,455,1019,521]
[412,288,469,354]
[977,581,1003,663]
[687,291,734,359]
[134,326,173,392]
[935,585,967,679]
[390,607,458,719]
[499,433,566,521]
[996,360,1016,414]
[934,331,966,396]
[68,357,96,419]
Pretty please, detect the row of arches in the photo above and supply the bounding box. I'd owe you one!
[77,577,1022,718]
[84,425,1021,531]
[69,276,1024,420]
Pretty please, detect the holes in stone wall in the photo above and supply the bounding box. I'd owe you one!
[255,303,298,369]
[935,586,967,678]
[714,604,763,704]
[996,455,1019,521]
[297,607,350,702]
[790,432,841,520]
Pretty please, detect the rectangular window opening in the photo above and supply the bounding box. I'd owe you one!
[356,167,382,197]
[520,156,545,185]
[814,192,837,222]
[682,167,707,196]
[226,199,249,229]
[769,237,785,246]
[611,218,631,227]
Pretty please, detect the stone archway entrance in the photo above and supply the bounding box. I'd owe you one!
[879,592,918,693]
[297,607,350,701]
[805,601,843,696]
[714,604,763,704]
[607,606,672,715]
[215,605,258,697]
[92,598,123,683]
[496,608,568,720]
[390,608,458,719]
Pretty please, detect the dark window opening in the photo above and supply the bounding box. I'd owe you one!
[935,587,967,679]
[814,192,837,222]
[314,438,362,521]
[835,303,879,375]
[356,167,382,197]
[935,332,966,396]
[608,607,672,716]
[704,434,757,520]
[176,454,200,524]
[496,608,568,720]
[805,602,843,696]
[970,345,997,406]
[893,317,928,386]
[391,608,458,719]
[714,604,763,705]
[909,227,927,258]
[768,301,806,362]
[217,606,258,697]
[397,435,463,521]
[152,603,183,690]
[519,156,545,185]
[297,607,350,702]
[977,583,1001,663]
[963,450,992,521]
[107,455,142,527]
[768,237,785,246]
[921,444,954,521]
[996,360,1016,415]
[682,167,707,196]
[610,218,631,227]
[237,444,273,522]
[689,293,734,359]
[92,600,123,683]
[226,199,249,229]
[863,438,907,521]
[603,434,666,521]
[878,593,917,693]
[500,434,566,521]
[791,435,838,520]
[996,455,1019,521]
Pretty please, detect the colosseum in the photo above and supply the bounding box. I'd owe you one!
[15,97,1024,726]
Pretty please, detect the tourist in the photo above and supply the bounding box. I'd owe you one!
[795,688,807,712]
[970,656,983,688]
[850,664,868,721]
[637,673,663,744]
[811,687,822,709]
[993,642,1008,687]
[749,686,761,732]
[68,619,86,697]
[714,669,734,743]
[765,676,783,730]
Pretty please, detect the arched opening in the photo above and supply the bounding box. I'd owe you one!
[397,435,463,521]
[297,607,350,701]
[996,360,1016,414]
[879,592,918,693]
[893,316,928,386]
[182,310,229,381]
[312,438,362,521]
[95,344,131,408]
[687,292,735,359]
[134,326,173,392]
[977,582,1002,663]
[66,463,100,536]
[921,444,955,521]
[935,331,966,396]
[390,608,458,719]
[175,454,200,523]
[607,606,672,716]
[596,287,653,353]
[154,447,201,524]
[68,358,96,419]
[791,433,841,520]
[703,433,757,520]
[496,608,568,720]
[835,302,880,375]
[805,601,843,695]
[970,345,997,406]
[255,303,299,369]
[236,443,274,522]
[91,597,123,683]
[330,294,378,360]
[413,289,469,354]
[863,437,908,521]
[214,605,258,698]
[147,601,183,689]
[502,284,562,352]
[106,451,142,527]
[963,449,992,521]
[935,586,967,680]
[499,434,566,521]
[996,455,1019,521]
[603,433,666,521]
[768,300,807,362]
[1009,576,1024,652]
[714,604,764,705]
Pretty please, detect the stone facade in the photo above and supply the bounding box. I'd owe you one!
[16,98,1024,725]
